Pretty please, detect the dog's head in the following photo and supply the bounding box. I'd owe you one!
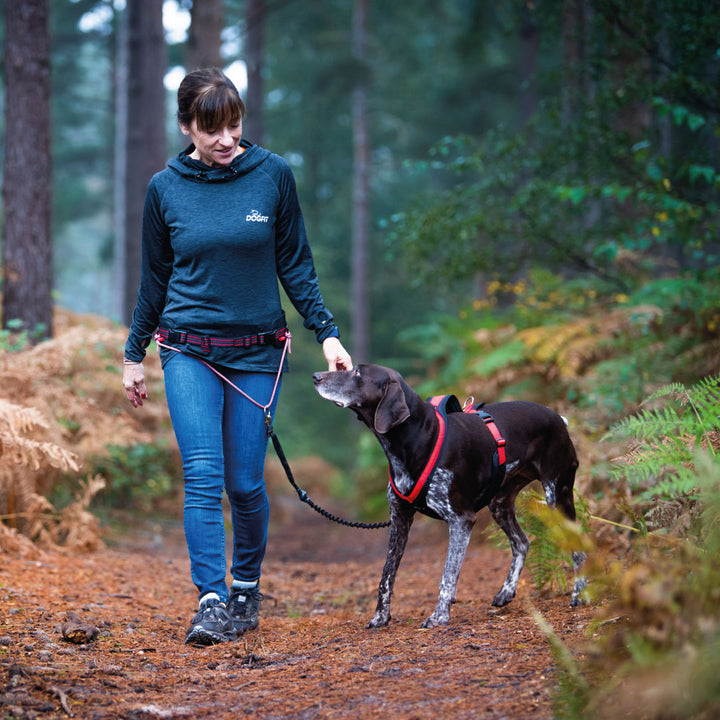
[312,364,410,434]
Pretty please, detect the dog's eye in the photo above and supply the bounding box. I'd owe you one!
[352,366,361,377]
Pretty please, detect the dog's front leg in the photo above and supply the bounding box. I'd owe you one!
[367,499,414,628]
[422,515,475,628]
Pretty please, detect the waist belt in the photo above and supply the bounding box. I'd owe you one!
[156,326,289,353]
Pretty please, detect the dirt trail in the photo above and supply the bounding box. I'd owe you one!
[0,497,594,719]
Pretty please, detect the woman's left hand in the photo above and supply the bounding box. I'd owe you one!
[322,336,353,371]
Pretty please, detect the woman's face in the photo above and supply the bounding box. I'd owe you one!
[180,118,243,167]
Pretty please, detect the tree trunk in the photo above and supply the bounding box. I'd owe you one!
[112,5,128,322]
[561,0,583,129]
[244,0,266,145]
[351,0,370,363]
[2,0,53,341]
[519,4,539,124]
[187,0,224,71]
[122,0,167,325]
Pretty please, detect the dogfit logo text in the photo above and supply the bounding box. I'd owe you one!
[246,210,269,223]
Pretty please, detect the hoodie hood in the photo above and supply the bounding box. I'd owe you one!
[167,140,271,183]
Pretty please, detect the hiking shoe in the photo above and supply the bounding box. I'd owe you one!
[185,599,237,646]
[226,584,263,635]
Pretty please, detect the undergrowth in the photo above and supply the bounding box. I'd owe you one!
[532,377,720,720]
[0,308,175,552]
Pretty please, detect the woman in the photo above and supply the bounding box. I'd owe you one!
[122,67,352,645]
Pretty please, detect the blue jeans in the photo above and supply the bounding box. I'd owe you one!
[163,351,281,604]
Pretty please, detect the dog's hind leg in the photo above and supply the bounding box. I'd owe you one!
[542,458,588,606]
[368,499,415,628]
[422,514,475,628]
[488,486,530,607]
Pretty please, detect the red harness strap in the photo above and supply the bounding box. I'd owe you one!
[388,408,446,504]
[484,416,506,465]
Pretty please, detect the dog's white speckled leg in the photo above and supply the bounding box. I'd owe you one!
[368,497,415,628]
[422,515,474,628]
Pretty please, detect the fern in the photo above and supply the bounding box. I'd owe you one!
[604,375,720,499]
[518,493,570,594]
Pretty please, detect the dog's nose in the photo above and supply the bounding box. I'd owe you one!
[312,372,323,385]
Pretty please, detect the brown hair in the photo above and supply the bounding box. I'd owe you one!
[177,67,246,132]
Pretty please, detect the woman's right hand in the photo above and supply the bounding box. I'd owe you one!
[123,361,148,407]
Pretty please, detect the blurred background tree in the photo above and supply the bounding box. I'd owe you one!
[2,0,53,341]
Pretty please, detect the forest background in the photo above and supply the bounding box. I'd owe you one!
[1,1,720,717]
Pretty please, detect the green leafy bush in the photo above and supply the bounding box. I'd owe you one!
[89,441,177,513]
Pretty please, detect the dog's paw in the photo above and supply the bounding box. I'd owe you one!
[491,588,516,607]
[421,614,448,629]
[366,614,390,628]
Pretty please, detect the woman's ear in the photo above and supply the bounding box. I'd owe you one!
[179,123,191,136]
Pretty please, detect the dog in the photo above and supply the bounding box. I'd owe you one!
[313,363,586,628]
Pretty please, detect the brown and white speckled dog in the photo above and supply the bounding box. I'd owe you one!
[313,363,587,628]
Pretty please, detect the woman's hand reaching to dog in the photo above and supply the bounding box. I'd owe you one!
[322,336,353,372]
[123,360,148,407]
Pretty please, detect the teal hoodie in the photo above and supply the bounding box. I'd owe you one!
[124,141,339,371]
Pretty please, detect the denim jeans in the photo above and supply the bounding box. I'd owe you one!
[162,351,281,603]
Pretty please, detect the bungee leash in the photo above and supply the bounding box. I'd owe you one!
[154,332,391,530]
[265,416,391,529]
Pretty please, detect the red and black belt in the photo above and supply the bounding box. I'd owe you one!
[156,326,289,353]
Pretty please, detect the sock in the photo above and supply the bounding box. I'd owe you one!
[231,580,258,597]
[198,592,221,609]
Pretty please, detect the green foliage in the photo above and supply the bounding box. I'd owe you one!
[0,319,48,351]
[627,272,720,334]
[88,442,177,513]
[605,375,720,500]
[0,319,31,352]
[389,4,720,306]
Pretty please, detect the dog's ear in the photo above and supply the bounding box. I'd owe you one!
[374,379,410,434]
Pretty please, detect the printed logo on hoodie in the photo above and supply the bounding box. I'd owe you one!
[246,209,269,223]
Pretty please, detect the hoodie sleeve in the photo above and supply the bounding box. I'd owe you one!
[124,176,174,361]
[272,158,339,343]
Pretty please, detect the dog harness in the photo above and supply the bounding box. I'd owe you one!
[388,394,507,518]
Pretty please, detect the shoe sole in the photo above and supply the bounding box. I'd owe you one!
[185,626,237,646]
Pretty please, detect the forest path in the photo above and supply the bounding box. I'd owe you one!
[0,498,594,719]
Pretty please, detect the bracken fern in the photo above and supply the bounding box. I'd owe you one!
[603,375,720,500]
